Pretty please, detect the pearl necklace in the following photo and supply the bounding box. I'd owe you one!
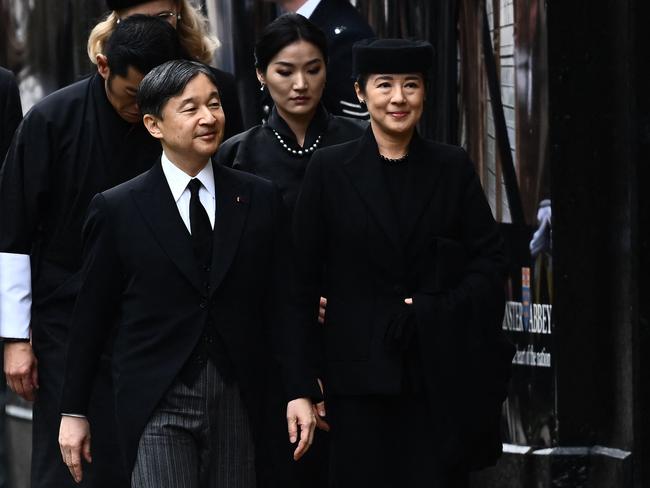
[272,129,322,157]
[379,153,409,164]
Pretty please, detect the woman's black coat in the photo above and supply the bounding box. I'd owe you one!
[293,127,515,469]
[217,105,366,212]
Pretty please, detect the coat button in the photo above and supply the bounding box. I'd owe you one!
[200,301,207,309]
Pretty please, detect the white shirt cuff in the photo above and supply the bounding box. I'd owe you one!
[0,252,32,339]
[61,413,87,418]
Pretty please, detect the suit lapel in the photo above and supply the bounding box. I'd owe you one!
[131,162,203,292]
[402,134,443,246]
[208,163,250,295]
[342,129,403,255]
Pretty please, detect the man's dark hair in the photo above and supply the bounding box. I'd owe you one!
[137,60,219,118]
[105,15,186,78]
[254,13,328,73]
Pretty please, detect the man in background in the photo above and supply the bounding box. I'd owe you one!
[269,0,374,119]
[0,64,23,488]
[0,16,184,488]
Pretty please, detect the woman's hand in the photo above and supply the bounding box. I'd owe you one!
[314,378,330,432]
[318,296,327,324]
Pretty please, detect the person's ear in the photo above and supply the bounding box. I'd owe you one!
[143,114,164,140]
[256,69,266,88]
[96,54,110,81]
[354,81,364,104]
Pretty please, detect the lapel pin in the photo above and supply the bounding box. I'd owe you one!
[236,195,248,204]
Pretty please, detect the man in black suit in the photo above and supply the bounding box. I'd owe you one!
[268,0,375,119]
[58,60,320,487]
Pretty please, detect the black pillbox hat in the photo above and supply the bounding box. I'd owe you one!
[352,38,434,77]
[106,0,152,11]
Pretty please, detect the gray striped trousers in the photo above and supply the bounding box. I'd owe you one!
[131,360,256,488]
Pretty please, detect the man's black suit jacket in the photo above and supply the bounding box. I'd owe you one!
[293,128,515,470]
[61,160,320,473]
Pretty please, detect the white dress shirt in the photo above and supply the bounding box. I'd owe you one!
[296,0,321,18]
[161,152,216,231]
[0,252,32,338]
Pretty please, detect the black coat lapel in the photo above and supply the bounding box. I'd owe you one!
[131,163,203,292]
[403,134,443,245]
[342,129,403,254]
[208,163,250,294]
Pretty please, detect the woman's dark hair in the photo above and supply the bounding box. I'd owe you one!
[137,60,218,118]
[254,13,328,73]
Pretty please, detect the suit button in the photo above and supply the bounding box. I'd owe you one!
[204,265,211,272]
[200,301,207,309]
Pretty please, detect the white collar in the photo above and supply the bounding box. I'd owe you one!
[296,0,321,18]
[160,152,215,203]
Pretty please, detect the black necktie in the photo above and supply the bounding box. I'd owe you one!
[188,178,213,268]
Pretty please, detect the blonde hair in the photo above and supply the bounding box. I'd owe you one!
[87,0,219,65]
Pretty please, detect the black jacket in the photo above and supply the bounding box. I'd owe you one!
[217,105,366,212]
[293,128,514,469]
[309,0,375,119]
[60,161,321,474]
[0,66,22,163]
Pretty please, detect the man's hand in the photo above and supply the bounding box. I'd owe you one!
[287,398,317,461]
[4,341,38,401]
[318,296,327,324]
[59,416,92,483]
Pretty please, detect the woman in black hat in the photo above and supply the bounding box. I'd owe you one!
[292,38,513,487]
[216,13,365,488]
[88,0,244,140]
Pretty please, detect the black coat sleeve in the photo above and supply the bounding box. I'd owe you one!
[0,68,22,162]
[411,154,514,468]
[60,193,122,415]
[291,152,327,374]
[0,108,52,254]
[266,182,322,402]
